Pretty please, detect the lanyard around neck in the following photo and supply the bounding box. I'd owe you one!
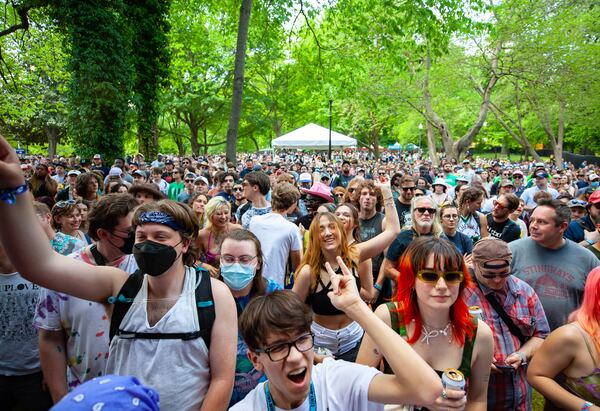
[265,381,316,411]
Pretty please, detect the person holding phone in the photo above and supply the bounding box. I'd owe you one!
[464,237,550,411]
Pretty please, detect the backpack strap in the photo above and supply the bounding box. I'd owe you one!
[108,268,215,350]
[194,268,215,350]
[109,270,144,342]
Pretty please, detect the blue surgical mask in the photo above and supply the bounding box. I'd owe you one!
[591,181,599,189]
[220,263,255,291]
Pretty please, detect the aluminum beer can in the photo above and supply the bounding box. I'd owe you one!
[442,368,465,391]
[469,305,484,320]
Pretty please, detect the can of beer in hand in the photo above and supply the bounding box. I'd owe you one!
[469,306,484,321]
[442,368,466,392]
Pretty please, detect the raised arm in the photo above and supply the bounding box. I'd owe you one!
[326,257,442,406]
[0,136,126,302]
[357,184,401,262]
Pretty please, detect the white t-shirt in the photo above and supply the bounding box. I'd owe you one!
[106,267,210,411]
[249,213,302,287]
[33,250,138,388]
[230,357,383,411]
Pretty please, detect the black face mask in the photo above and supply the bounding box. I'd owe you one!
[111,230,135,255]
[133,240,180,277]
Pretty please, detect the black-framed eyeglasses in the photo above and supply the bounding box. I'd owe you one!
[255,333,314,362]
[220,254,257,265]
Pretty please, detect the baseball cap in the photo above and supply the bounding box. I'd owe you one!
[589,189,600,204]
[298,173,312,183]
[472,237,512,269]
[512,170,524,177]
[456,174,469,182]
[500,179,514,188]
[132,170,146,177]
[67,170,81,177]
[567,199,587,208]
[194,176,209,185]
[535,171,549,179]
[184,172,197,180]
[165,159,174,165]
[462,159,470,164]
[93,154,101,160]
[109,167,122,177]
[589,173,599,181]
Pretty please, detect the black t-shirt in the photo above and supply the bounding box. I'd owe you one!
[486,214,521,243]
[395,199,412,228]
[386,229,432,262]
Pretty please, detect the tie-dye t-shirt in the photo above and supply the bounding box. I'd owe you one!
[51,232,86,256]
[229,278,282,406]
[34,249,137,389]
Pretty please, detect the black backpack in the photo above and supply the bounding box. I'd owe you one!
[108,268,215,349]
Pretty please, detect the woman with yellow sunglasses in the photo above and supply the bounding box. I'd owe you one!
[357,236,493,411]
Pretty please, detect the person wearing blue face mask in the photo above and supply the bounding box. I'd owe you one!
[219,229,282,406]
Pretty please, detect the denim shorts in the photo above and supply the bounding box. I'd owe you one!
[311,320,364,357]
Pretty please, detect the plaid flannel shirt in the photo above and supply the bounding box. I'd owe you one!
[464,275,550,411]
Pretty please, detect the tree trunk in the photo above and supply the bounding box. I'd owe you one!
[45,125,59,158]
[426,122,439,166]
[225,0,252,163]
[202,127,208,156]
[189,124,199,156]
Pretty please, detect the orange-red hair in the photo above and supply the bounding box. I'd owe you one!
[394,236,475,346]
[573,267,600,357]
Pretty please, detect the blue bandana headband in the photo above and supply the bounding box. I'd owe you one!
[138,211,186,233]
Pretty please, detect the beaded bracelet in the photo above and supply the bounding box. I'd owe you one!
[581,401,593,411]
[0,183,28,204]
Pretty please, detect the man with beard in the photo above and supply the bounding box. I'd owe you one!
[486,193,521,243]
[394,175,416,228]
[382,195,442,286]
[331,160,354,189]
[217,171,237,204]
[442,161,457,187]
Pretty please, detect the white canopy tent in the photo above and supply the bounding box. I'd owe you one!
[271,123,357,150]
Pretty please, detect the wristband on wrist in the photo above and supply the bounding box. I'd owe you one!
[0,183,28,205]
[581,401,593,411]
[586,239,597,246]
[373,283,383,292]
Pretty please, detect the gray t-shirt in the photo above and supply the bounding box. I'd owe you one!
[0,272,42,375]
[509,238,600,330]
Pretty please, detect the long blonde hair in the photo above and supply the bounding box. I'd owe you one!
[297,212,358,290]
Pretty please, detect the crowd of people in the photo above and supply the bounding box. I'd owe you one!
[1,136,600,411]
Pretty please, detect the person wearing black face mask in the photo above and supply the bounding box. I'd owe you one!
[34,193,140,403]
[0,135,239,411]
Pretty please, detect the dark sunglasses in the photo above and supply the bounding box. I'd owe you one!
[402,186,416,191]
[185,179,194,183]
[233,187,243,192]
[415,207,436,215]
[479,269,511,279]
[417,270,464,284]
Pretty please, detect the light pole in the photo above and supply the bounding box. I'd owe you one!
[328,99,333,161]
[418,123,423,152]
